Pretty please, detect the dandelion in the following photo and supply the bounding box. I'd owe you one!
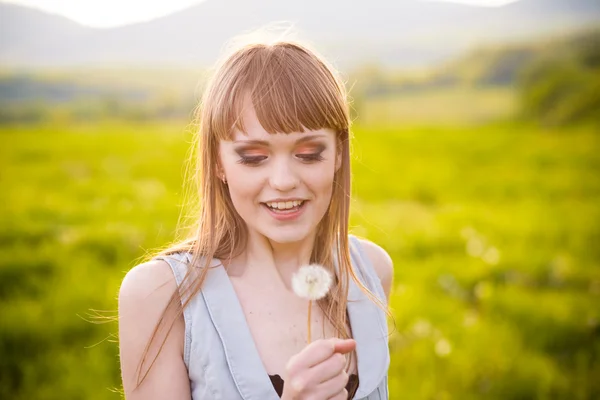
[411,318,432,338]
[482,246,500,265]
[292,264,333,343]
[435,338,452,357]
[466,236,485,257]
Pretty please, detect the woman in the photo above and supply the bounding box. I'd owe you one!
[118,37,393,400]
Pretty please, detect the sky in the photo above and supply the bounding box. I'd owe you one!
[4,0,522,28]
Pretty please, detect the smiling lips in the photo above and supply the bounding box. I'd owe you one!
[264,200,305,210]
[261,199,307,221]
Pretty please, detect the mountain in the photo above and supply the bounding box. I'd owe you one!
[1,0,599,69]
[0,3,93,64]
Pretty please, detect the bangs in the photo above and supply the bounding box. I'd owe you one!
[207,43,349,140]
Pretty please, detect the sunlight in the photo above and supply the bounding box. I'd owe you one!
[3,0,205,27]
[4,0,521,27]
[428,0,519,6]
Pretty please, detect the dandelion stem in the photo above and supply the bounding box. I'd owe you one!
[307,300,312,344]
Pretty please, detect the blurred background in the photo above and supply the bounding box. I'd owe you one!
[1,0,599,399]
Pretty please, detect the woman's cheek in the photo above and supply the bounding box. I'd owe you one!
[308,159,336,188]
[227,167,264,205]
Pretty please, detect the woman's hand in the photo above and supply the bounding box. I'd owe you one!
[281,338,356,400]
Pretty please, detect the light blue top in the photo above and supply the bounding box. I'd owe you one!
[155,235,389,400]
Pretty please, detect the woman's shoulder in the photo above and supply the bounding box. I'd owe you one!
[119,251,197,300]
[118,259,190,398]
[119,258,178,302]
[350,235,394,302]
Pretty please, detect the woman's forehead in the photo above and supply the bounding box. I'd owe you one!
[235,99,265,138]
[231,98,335,143]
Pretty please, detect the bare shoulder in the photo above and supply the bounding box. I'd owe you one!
[118,259,191,399]
[119,259,177,302]
[118,259,180,321]
[355,237,394,302]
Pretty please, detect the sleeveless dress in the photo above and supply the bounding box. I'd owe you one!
[154,235,390,400]
[269,371,358,398]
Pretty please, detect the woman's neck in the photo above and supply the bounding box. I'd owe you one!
[225,229,317,284]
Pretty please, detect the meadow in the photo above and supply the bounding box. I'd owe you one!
[1,101,598,399]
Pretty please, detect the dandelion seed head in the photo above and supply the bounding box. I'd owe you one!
[412,318,432,338]
[292,264,332,301]
[466,237,485,257]
[482,246,501,265]
[435,338,452,357]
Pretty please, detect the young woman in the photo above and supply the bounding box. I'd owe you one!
[118,37,393,400]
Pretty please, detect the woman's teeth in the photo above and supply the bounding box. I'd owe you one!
[265,200,304,210]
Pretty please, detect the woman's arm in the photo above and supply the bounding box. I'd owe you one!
[118,260,191,399]
[356,238,394,305]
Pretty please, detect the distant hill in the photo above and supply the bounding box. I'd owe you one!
[351,27,600,92]
[1,0,599,68]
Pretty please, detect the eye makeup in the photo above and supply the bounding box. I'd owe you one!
[233,140,328,166]
[235,148,268,165]
[237,155,267,165]
[296,143,326,163]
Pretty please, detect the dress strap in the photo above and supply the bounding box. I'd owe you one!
[153,252,194,369]
[347,235,390,398]
[349,235,387,303]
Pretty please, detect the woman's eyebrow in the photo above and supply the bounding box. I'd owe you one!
[233,134,328,146]
[295,134,328,144]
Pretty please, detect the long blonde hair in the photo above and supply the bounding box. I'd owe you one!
[134,37,382,387]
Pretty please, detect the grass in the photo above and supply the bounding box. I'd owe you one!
[349,123,599,398]
[1,118,599,399]
[357,87,517,126]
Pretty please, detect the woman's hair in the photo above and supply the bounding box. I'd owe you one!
[133,33,384,388]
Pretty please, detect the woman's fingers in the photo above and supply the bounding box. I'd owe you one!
[332,338,356,355]
[308,352,346,384]
[327,389,349,400]
[281,338,356,400]
[288,338,354,371]
[316,369,350,399]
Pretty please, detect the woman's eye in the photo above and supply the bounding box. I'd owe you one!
[297,153,325,162]
[238,156,267,165]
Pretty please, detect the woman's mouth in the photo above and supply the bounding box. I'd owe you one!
[261,200,307,221]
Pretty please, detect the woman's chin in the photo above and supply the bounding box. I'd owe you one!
[262,227,313,245]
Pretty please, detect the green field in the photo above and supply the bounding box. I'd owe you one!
[1,118,599,399]
[358,87,517,126]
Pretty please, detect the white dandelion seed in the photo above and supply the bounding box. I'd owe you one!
[466,236,485,258]
[292,264,332,343]
[482,246,501,265]
[435,338,452,357]
[292,264,333,301]
[412,318,432,338]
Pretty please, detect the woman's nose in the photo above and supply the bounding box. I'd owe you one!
[269,159,299,192]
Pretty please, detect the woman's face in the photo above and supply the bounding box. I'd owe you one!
[218,101,340,244]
